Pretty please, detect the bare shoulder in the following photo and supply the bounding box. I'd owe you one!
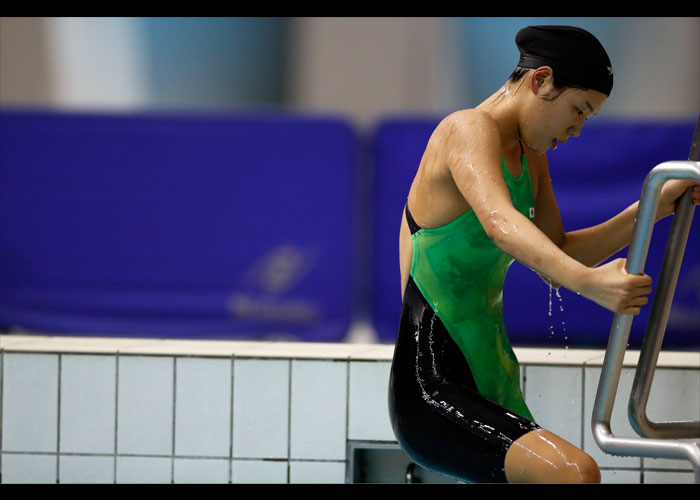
[436,109,502,168]
[433,109,500,158]
[439,108,500,137]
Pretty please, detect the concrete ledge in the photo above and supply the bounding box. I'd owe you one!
[2,334,697,368]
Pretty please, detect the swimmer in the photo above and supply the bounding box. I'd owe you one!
[388,25,700,484]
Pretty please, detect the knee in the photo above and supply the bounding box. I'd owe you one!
[545,444,600,483]
[505,429,601,483]
[568,451,600,483]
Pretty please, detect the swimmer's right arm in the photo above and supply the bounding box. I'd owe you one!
[444,111,652,315]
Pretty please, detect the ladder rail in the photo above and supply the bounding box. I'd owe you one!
[591,160,700,482]
[628,185,699,439]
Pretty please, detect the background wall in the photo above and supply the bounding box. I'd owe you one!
[1,17,699,344]
[2,17,698,124]
[2,19,698,485]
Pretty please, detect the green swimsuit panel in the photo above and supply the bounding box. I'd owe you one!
[409,155,536,420]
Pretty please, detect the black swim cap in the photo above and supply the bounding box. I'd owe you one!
[515,25,613,96]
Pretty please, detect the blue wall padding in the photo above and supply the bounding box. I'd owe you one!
[371,118,699,350]
[0,110,357,341]
[1,110,697,349]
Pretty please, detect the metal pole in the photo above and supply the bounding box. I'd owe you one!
[591,160,700,482]
[628,187,699,439]
[628,115,700,439]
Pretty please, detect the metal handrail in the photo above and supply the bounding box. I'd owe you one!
[628,184,699,439]
[591,160,700,483]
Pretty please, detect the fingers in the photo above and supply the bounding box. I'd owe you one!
[675,182,700,206]
[621,270,652,315]
[617,258,652,288]
[629,274,652,290]
[691,184,700,206]
[604,259,653,315]
[620,291,650,316]
[657,181,700,219]
[677,182,700,207]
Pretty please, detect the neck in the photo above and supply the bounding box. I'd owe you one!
[476,81,527,153]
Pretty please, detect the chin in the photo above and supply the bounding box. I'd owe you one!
[525,141,548,155]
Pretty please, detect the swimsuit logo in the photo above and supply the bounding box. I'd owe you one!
[529,207,535,218]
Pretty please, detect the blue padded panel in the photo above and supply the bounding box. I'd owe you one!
[371,118,699,350]
[0,109,357,341]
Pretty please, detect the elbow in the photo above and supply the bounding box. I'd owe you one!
[484,219,504,244]
[483,211,515,249]
[486,227,509,251]
[553,231,567,251]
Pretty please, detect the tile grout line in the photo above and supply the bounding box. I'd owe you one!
[580,364,586,451]
[0,350,3,482]
[56,353,62,483]
[229,355,235,484]
[171,356,177,483]
[114,353,120,483]
[344,359,352,482]
[287,359,292,483]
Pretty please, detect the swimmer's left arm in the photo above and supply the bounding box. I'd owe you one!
[531,153,700,270]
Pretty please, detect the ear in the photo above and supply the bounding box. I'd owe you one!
[529,66,555,97]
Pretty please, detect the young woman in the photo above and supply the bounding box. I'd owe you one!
[387,25,700,484]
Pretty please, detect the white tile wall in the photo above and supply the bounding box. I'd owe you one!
[2,353,58,453]
[173,458,230,483]
[1,335,698,484]
[231,459,288,483]
[600,468,642,483]
[174,357,231,458]
[1,453,57,483]
[59,455,114,483]
[644,470,696,484]
[60,355,116,454]
[525,365,584,447]
[116,456,172,483]
[289,460,347,483]
[290,360,347,460]
[348,361,394,441]
[117,356,173,455]
[232,359,289,459]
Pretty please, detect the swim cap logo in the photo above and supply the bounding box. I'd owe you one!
[607,66,613,76]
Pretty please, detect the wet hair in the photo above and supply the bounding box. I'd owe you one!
[511,25,613,96]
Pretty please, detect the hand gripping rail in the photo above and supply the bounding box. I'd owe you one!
[591,159,700,482]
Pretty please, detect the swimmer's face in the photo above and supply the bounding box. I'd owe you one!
[520,70,607,154]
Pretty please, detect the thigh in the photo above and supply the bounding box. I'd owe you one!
[389,276,540,483]
[390,372,541,483]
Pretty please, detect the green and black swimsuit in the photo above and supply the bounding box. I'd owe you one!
[388,153,541,484]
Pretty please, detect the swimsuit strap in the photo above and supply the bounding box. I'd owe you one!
[405,204,422,235]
